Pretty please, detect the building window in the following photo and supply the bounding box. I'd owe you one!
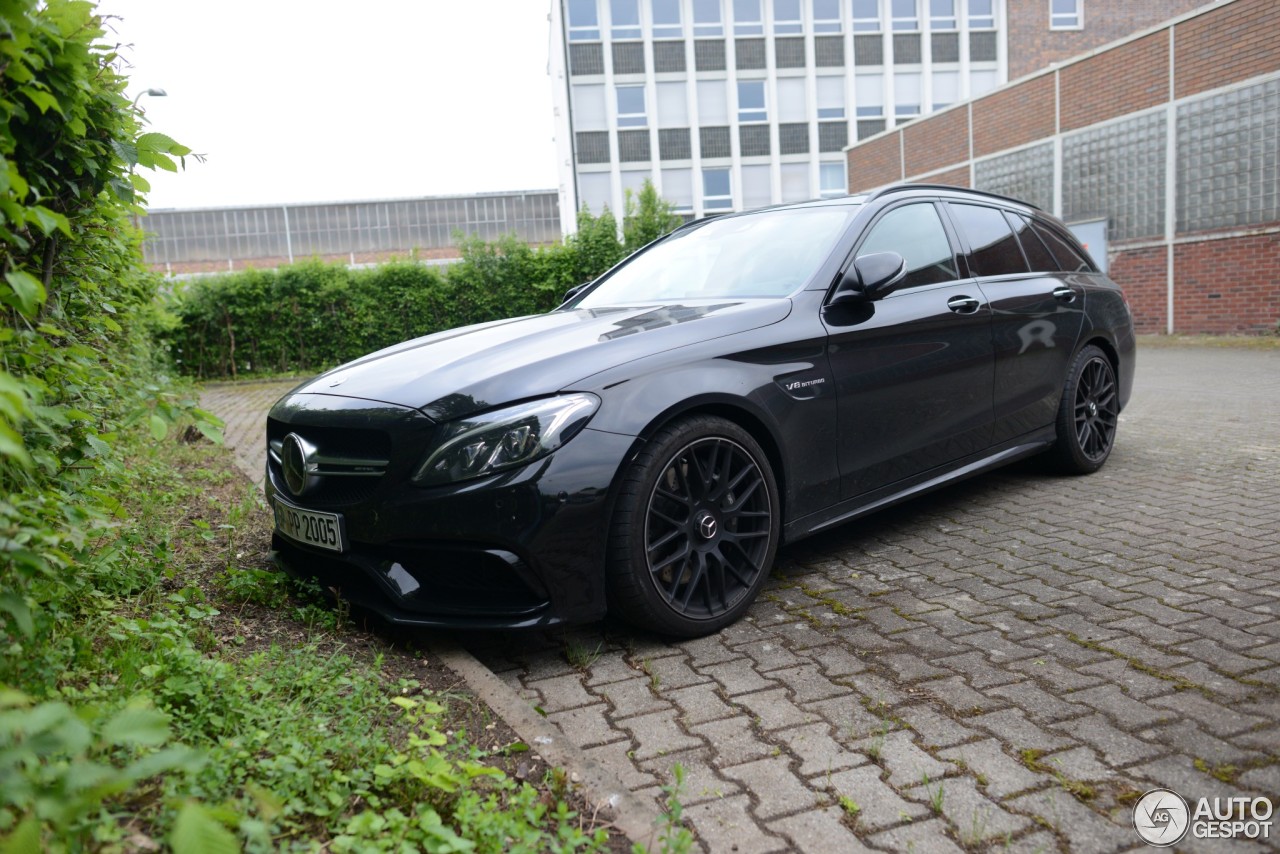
[1051,0,1081,29]
[775,0,803,34]
[820,163,846,197]
[813,0,842,33]
[891,0,917,30]
[738,80,767,122]
[855,72,884,116]
[932,70,959,109]
[929,0,955,30]
[698,80,729,124]
[617,85,647,127]
[652,0,683,38]
[893,72,921,118]
[568,0,600,40]
[734,0,763,35]
[693,0,724,35]
[852,0,880,32]
[610,0,641,39]
[703,168,733,209]
[969,0,994,29]
[573,84,608,130]
[817,75,846,118]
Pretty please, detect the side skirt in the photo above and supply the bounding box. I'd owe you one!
[783,433,1055,544]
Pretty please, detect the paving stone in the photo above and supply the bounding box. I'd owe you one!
[773,721,867,778]
[1142,719,1254,767]
[599,676,671,720]
[972,708,1076,753]
[768,662,850,704]
[721,756,821,820]
[939,737,1051,799]
[640,654,709,691]
[675,634,737,669]
[1030,746,1116,783]
[1103,614,1199,647]
[1053,713,1162,767]
[848,729,950,789]
[1067,684,1177,728]
[734,687,818,732]
[582,740,659,791]
[525,673,597,713]
[640,749,740,805]
[548,704,627,748]
[683,794,789,853]
[668,682,737,726]
[584,654,641,687]
[703,659,778,697]
[692,716,774,767]
[1010,656,1107,692]
[1176,639,1272,675]
[899,705,984,749]
[865,817,967,853]
[1006,787,1132,851]
[921,675,1004,715]
[804,693,889,741]
[989,680,1090,724]
[825,764,930,831]
[1148,691,1265,736]
[768,805,875,852]
[1077,658,1181,700]
[905,776,1033,845]
[1130,755,1236,803]
[621,709,703,761]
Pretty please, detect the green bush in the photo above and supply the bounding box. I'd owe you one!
[161,180,684,379]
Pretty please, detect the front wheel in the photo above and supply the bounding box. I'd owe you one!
[1047,344,1119,474]
[607,416,780,637]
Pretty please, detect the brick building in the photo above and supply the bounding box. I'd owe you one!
[845,0,1280,334]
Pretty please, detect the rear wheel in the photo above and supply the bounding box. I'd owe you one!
[607,416,780,637]
[1048,344,1119,474]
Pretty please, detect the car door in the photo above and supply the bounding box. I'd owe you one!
[942,203,1086,445]
[822,200,995,500]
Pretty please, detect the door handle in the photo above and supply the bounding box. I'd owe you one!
[1053,286,1077,303]
[947,295,981,314]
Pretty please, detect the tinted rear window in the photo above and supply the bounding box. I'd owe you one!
[1031,220,1095,273]
[1009,213,1059,273]
[947,203,1029,277]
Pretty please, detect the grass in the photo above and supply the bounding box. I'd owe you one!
[0,418,618,851]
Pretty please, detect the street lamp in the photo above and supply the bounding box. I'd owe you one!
[132,88,167,107]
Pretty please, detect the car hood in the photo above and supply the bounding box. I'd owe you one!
[291,299,792,421]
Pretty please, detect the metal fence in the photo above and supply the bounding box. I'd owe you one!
[138,190,561,268]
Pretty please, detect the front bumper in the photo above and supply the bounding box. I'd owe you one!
[265,395,638,629]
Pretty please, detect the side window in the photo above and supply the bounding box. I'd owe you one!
[1031,220,1095,273]
[857,203,958,289]
[1008,212,1058,272]
[947,202,1030,277]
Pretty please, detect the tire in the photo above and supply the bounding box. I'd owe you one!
[607,416,780,637]
[1047,344,1119,474]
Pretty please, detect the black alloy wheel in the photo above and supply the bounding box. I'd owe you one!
[1049,344,1119,474]
[608,416,780,636]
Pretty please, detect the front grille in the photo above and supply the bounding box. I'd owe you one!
[267,417,394,507]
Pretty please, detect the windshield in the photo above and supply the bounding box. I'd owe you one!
[574,206,858,308]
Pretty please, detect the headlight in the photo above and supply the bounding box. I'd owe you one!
[412,393,600,486]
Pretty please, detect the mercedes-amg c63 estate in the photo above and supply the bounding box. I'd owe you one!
[266,184,1135,637]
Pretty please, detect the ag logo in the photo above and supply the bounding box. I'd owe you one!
[1134,788,1190,847]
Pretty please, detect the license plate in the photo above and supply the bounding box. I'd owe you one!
[273,497,346,553]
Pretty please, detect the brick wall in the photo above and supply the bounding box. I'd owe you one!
[1173,233,1280,333]
[1059,31,1168,131]
[1007,0,1203,80]
[972,74,1055,157]
[1175,0,1280,98]
[1110,246,1168,334]
[846,0,1280,334]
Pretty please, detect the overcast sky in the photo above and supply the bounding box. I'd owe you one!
[98,1,561,210]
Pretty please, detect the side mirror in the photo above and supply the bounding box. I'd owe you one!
[828,252,907,307]
[561,281,592,305]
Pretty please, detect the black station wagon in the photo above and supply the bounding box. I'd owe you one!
[266,184,1135,637]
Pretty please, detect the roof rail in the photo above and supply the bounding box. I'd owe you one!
[867,183,1044,211]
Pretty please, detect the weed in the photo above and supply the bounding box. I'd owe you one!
[1194,757,1240,784]
[635,764,695,854]
[922,773,945,813]
[838,795,861,822]
[565,639,605,671]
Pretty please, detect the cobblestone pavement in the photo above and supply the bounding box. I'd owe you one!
[203,348,1280,853]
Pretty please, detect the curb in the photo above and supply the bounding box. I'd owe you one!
[431,640,664,848]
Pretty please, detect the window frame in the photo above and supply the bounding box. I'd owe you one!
[928,0,956,30]
[693,0,724,36]
[851,0,881,33]
[651,0,684,38]
[890,0,919,32]
[733,0,764,35]
[567,0,601,41]
[616,85,648,127]
[819,163,847,198]
[702,167,733,210]
[609,0,642,39]
[812,0,843,33]
[943,201,1035,279]
[839,199,962,294]
[737,79,768,123]
[1049,0,1082,30]
[774,0,804,34]
[968,0,995,29]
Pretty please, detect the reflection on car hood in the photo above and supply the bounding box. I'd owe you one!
[291,299,792,421]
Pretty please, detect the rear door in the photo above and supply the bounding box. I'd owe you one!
[942,203,1086,445]
[823,200,995,499]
